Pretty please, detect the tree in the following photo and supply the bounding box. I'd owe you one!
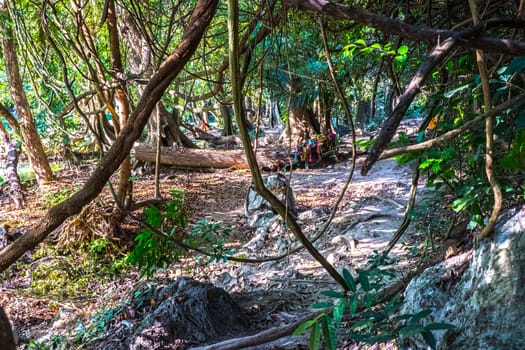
[0,3,53,186]
[0,0,220,272]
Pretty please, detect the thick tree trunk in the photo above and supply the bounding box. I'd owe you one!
[0,0,220,273]
[283,77,320,146]
[1,14,53,185]
[221,103,235,136]
[134,145,277,170]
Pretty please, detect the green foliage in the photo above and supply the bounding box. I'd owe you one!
[125,190,188,277]
[41,186,76,209]
[185,218,233,263]
[293,255,455,349]
[72,303,128,346]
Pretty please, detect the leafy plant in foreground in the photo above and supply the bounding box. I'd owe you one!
[293,261,455,349]
[126,190,188,277]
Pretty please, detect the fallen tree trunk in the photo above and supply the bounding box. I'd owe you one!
[134,145,278,170]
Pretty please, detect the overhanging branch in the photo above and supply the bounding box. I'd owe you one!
[284,0,525,56]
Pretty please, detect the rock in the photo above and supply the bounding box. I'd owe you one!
[400,206,525,350]
[128,278,249,350]
[244,173,297,228]
[96,278,249,350]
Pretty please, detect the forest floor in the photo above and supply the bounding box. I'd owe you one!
[0,129,452,349]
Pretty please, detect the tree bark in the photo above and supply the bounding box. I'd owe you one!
[0,306,15,350]
[0,122,24,208]
[107,0,132,207]
[0,8,54,185]
[134,145,277,170]
[0,0,220,273]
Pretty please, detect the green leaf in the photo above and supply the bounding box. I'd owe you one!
[397,45,408,55]
[398,325,423,337]
[424,322,456,331]
[358,270,371,292]
[309,322,321,350]
[505,56,525,74]
[364,293,373,308]
[365,333,396,344]
[342,270,356,292]
[354,39,366,46]
[332,299,346,328]
[292,319,317,336]
[349,295,359,316]
[351,318,372,331]
[421,329,437,350]
[443,84,470,98]
[320,290,345,298]
[311,302,333,309]
[409,309,432,325]
[320,315,337,350]
[144,205,161,227]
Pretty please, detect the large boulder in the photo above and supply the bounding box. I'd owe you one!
[401,206,525,349]
[96,278,249,350]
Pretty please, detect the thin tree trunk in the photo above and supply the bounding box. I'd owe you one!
[0,123,24,208]
[107,0,132,207]
[0,8,53,185]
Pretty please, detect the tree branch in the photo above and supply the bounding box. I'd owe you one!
[284,0,525,56]
[377,92,525,160]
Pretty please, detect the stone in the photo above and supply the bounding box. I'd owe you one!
[128,278,249,350]
[95,278,249,350]
[400,206,525,350]
[244,173,297,229]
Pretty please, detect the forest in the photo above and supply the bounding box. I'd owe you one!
[0,0,525,349]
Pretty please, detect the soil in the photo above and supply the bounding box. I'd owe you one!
[0,130,448,349]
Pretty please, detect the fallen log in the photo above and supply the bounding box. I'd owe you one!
[134,145,279,170]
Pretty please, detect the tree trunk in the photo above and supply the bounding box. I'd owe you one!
[283,77,320,147]
[221,103,235,136]
[134,145,277,170]
[356,99,372,132]
[107,0,132,207]
[0,306,15,350]
[0,0,220,273]
[1,12,53,185]
[0,123,24,208]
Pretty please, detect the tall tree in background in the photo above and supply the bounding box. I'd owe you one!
[105,0,132,207]
[0,3,53,185]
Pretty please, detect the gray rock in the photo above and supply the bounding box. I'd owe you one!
[244,173,297,229]
[401,206,525,350]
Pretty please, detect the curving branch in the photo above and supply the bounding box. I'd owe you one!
[361,34,459,175]
[228,0,348,290]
